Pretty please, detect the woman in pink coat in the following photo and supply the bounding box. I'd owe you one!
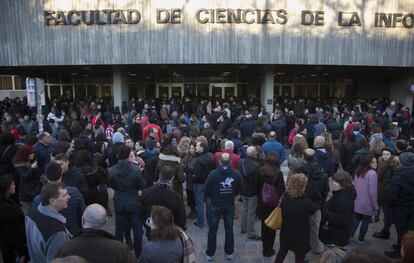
[351,153,379,245]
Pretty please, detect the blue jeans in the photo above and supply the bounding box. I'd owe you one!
[115,210,142,257]
[206,205,235,256]
[193,183,205,226]
[351,212,371,241]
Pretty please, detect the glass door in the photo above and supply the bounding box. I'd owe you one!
[156,83,184,99]
[209,83,238,99]
[48,85,61,99]
[274,84,294,98]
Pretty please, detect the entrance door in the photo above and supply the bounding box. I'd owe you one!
[274,84,294,98]
[209,83,238,99]
[156,83,184,99]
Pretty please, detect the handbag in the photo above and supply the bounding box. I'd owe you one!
[261,175,280,207]
[264,195,284,230]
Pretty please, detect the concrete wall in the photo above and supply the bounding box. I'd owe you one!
[1,0,414,66]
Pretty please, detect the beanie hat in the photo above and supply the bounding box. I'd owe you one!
[112,132,125,144]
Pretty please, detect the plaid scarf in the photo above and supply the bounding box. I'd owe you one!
[179,228,196,263]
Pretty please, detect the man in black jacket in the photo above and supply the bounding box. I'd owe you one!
[238,146,261,240]
[294,148,329,254]
[140,164,187,233]
[55,204,136,263]
[193,142,216,228]
[109,145,146,257]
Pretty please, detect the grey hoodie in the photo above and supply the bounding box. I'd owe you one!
[25,204,70,263]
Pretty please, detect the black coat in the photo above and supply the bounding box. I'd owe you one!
[192,151,216,184]
[55,228,136,263]
[237,157,261,197]
[321,186,356,247]
[390,152,414,214]
[15,164,40,202]
[279,196,317,254]
[140,183,186,229]
[0,198,28,258]
[256,170,285,220]
[294,162,330,209]
[75,165,108,207]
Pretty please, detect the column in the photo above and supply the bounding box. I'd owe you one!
[113,68,129,110]
[390,71,414,114]
[260,66,274,113]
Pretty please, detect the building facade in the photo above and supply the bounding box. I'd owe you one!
[0,0,413,111]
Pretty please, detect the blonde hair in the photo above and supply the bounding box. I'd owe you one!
[286,173,308,199]
[316,247,346,263]
[177,136,191,155]
[195,135,208,145]
[290,135,308,158]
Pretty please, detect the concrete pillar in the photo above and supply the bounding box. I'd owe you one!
[113,68,129,110]
[260,66,274,113]
[390,71,414,114]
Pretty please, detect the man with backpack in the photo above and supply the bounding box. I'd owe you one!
[238,146,261,240]
[192,142,216,228]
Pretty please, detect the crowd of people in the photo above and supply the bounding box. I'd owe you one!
[0,94,413,263]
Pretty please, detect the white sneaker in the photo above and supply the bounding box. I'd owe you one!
[204,252,214,262]
[226,252,235,260]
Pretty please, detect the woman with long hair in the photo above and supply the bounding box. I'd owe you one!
[288,134,307,176]
[257,152,286,257]
[351,153,379,245]
[0,174,28,263]
[141,206,185,263]
[75,150,107,207]
[321,171,356,247]
[275,173,317,263]
[12,145,40,203]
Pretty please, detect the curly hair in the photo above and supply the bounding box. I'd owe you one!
[286,173,308,199]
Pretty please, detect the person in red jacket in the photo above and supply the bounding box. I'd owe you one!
[214,140,240,169]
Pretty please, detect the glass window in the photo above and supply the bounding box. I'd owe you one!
[282,85,293,97]
[224,86,235,98]
[145,84,156,98]
[212,86,222,98]
[62,85,73,97]
[197,84,209,97]
[171,86,183,98]
[49,85,61,99]
[295,85,306,98]
[158,85,169,99]
[102,84,112,98]
[0,76,13,90]
[14,76,23,90]
[75,84,86,99]
[184,84,196,98]
[320,85,331,98]
[87,84,99,98]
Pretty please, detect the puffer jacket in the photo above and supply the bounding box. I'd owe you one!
[377,157,397,200]
[294,161,330,209]
[390,152,414,213]
[109,160,146,212]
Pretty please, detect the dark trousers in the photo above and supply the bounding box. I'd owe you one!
[186,189,195,211]
[206,205,235,256]
[275,244,305,263]
[394,209,413,248]
[351,212,371,241]
[379,199,394,234]
[115,210,142,257]
[261,220,276,254]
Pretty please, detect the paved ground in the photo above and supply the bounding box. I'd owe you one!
[103,162,398,263]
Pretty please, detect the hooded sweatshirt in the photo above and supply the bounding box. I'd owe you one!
[204,165,243,208]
